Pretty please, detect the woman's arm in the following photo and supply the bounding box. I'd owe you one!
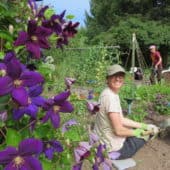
[108,112,136,137]
[122,117,143,129]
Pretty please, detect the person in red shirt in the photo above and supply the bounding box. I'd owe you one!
[149,45,163,84]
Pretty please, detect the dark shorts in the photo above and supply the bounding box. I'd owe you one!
[117,137,146,159]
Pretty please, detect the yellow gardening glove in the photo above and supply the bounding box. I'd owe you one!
[133,128,145,138]
[141,123,148,130]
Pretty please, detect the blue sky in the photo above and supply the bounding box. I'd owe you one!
[38,0,90,27]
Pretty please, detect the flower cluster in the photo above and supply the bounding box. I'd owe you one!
[72,133,120,170]
[15,1,79,59]
[0,0,79,169]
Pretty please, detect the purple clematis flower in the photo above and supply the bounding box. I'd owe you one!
[92,144,117,170]
[42,11,66,35]
[0,52,44,106]
[14,20,52,58]
[74,142,91,163]
[62,119,77,133]
[88,90,94,100]
[87,101,100,114]
[42,90,74,128]
[108,151,120,160]
[28,0,38,16]
[89,132,99,145]
[65,77,76,90]
[36,5,49,19]
[0,138,43,170]
[43,140,63,160]
[63,21,80,38]
[13,84,45,120]
[56,33,69,48]
[72,162,82,170]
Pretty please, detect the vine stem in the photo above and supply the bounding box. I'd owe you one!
[0,128,6,139]
[18,119,36,133]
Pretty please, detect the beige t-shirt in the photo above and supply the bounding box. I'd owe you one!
[94,87,125,152]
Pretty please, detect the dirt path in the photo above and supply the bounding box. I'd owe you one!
[129,138,170,170]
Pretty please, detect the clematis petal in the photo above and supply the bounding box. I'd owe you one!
[36,5,49,18]
[24,156,43,170]
[0,147,17,164]
[28,85,43,97]
[38,37,50,49]
[26,42,41,59]
[26,104,38,118]
[44,147,54,160]
[50,112,60,128]
[41,110,52,123]
[0,111,8,122]
[19,138,43,156]
[20,71,44,87]
[0,63,7,70]
[27,20,37,35]
[5,156,42,170]
[14,31,28,46]
[36,26,52,38]
[92,163,98,170]
[32,96,46,106]
[60,101,74,113]
[101,161,112,170]
[108,151,120,160]
[3,51,16,63]
[62,119,77,133]
[13,107,27,120]
[6,59,22,80]
[12,87,28,106]
[4,162,18,170]
[72,162,82,170]
[0,76,13,96]
[89,132,99,145]
[54,91,70,103]
[65,77,76,89]
[51,141,63,153]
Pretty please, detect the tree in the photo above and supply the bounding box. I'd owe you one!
[85,0,170,67]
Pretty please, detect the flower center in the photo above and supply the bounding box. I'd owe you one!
[0,69,6,77]
[53,105,60,112]
[13,156,24,167]
[14,79,22,87]
[54,18,60,23]
[31,35,38,41]
[28,98,31,104]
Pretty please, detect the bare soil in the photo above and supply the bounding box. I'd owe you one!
[128,138,170,170]
[112,114,170,170]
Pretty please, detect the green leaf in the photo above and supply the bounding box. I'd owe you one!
[66,14,75,20]
[0,95,10,111]
[41,159,53,170]
[0,51,5,59]
[0,30,13,42]
[6,128,22,147]
[64,126,81,141]
[59,151,73,165]
[44,8,55,19]
[33,125,51,138]
[14,45,25,54]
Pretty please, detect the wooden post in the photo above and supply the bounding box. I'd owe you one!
[132,33,136,70]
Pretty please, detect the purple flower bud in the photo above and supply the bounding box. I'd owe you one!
[0,111,7,122]
[87,101,100,114]
[65,77,76,89]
